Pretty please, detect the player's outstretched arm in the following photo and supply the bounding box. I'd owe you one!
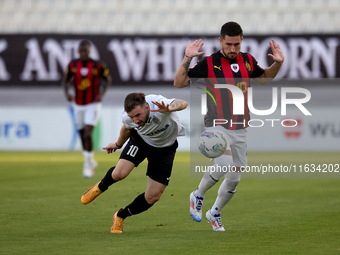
[174,40,205,88]
[254,39,284,86]
[169,99,188,111]
[103,125,131,153]
[151,99,188,113]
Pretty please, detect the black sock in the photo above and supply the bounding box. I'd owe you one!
[117,193,153,219]
[98,167,117,192]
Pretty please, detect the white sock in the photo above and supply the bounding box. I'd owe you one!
[194,155,233,198]
[210,154,233,181]
[210,171,241,215]
[82,150,94,164]
[194,170,218,198]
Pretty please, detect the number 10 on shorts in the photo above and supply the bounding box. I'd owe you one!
[127,145,139,157]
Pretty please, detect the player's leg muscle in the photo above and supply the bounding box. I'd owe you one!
[145,178,167,204]
[112,159,135,181]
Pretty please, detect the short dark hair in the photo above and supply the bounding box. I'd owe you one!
[220,21,243,38]
[78,39,91,49]
[124,92,146,112]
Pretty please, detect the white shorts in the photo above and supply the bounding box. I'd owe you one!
[206,126,248,168]
[73,102,102,130]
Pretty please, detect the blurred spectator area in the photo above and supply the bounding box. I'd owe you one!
[0,0,339,34]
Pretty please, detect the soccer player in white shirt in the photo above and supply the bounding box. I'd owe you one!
[80,92,187,234]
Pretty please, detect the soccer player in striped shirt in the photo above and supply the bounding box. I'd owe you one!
[174,21,284,231]
[62,40,112,178]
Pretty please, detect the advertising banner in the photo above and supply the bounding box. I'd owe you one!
[0,105,339,151]
[0,34,339,86]
[0,106,190,151]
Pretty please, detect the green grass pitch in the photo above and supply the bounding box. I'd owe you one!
[0,151,339,255]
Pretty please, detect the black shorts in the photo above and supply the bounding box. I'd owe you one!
[119,130,178,185]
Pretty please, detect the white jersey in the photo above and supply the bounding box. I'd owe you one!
[121,94,186,148]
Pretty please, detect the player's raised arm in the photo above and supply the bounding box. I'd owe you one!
[103,125,131,153]
[174,40,205,88]
[151,99,188,113]
[169,99,188,111]
[253,39,284,86]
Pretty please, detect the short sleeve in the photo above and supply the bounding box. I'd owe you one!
[250,56,264,78]
[99,61,110,78]
[65,62,74,79]
[188,57,208,79]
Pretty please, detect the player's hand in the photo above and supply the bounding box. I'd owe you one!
[94,95,102,102]
[66,94,74,102]
[150,101,170,113]
[185,39,205,58]
[103,143,120,153]
[268,39,284,63]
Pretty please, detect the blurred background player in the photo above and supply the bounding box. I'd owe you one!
[80,92,187,233]
[174,21,284,231]
[62,39,112,178]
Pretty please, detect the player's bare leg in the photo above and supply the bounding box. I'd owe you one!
[111,159,135,181]
[81,125,94,151]
[145,178,166,204]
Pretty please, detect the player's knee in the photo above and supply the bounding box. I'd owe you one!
[145,193,161,204]
[225,172,241,192]
[112,174,125,181]
[112,169,128,181]
[83,132,92,141]
[145,189,164,205]
[150,195,161,204]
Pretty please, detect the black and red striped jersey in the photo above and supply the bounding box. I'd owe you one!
[188,51,264,130]
[65,59,110,105]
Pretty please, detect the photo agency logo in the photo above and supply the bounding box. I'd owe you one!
[197,84,312,128]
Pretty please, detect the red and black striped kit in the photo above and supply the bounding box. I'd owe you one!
[189,51,264,130]
[66,59,109,105]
